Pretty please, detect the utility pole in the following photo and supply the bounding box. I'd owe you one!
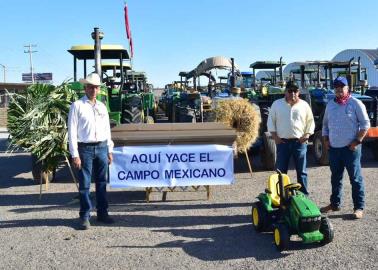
[0,64,5,83]
[24,44,37,83]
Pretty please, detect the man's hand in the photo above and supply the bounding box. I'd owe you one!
[108,153,113,165]
[299,136,309,144]
[72,157,81,169]
[349,140,360,151]
[323,136,330,151]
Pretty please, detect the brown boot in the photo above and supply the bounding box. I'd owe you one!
[320,204,341,213]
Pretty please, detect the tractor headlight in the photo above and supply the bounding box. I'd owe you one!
[299,216,321,232]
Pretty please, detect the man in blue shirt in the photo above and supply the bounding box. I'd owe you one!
[321,76,370,219]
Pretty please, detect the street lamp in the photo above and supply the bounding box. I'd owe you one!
[0,64,5,83]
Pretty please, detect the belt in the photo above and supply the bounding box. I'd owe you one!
[78,141,106,146]
[281,138,299,141]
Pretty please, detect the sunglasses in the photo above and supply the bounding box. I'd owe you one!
[287,88,299,93]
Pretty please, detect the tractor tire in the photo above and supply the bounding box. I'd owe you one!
[320,216,334,244]
[171,104,178,123]
[251,202,268,232]
[261,132,276,170]
[203,111,216,122]
[273,223,290,251]
[122,95,143,124]
[372,140,378,161]
[313,130,329,165]
[179,108,196,123]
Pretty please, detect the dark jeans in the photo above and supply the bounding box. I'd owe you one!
[328,145,365,210]
[77,141,109,220]
[276,140,309,195]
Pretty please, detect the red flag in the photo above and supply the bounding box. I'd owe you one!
[124,4,131,40]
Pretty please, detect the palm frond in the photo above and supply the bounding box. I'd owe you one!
[7,82,78,172]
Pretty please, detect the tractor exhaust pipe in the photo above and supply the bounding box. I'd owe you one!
[91,27,104,81]
[300,64,305,89]
[357,56,361,82]
[230,57,235,88]
[279,57,283,82]
[348,57,354,91]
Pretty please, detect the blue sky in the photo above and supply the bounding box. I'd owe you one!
[1,0,378,88]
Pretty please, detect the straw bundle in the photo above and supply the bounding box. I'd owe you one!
[215,99,261,153]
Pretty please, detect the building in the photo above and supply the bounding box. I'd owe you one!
[0,83,30,127]
[332,49,378,87]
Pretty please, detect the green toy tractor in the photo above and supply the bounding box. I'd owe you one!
[251,169,334,251]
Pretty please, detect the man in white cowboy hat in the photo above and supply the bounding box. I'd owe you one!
[68,72,114,230]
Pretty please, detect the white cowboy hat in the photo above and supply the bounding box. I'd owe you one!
[79,72,101,86]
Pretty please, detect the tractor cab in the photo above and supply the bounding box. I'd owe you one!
[101,61,132,88]
[250,59,286,99]
[123,71,148,93]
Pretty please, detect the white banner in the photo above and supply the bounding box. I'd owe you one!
[109,144,234,188]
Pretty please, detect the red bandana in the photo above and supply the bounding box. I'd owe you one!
[335,93,351,105]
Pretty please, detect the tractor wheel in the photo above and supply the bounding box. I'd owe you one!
[122,96,143,124]
[320,216,334,244]
[171,104,177,123]
[273,223,290,251]
[122,107,142,123]
[372,140,378,161]
[313,130,329,165]
[179,108,196,123]
[251,202,268,232]
[261,132,276,170]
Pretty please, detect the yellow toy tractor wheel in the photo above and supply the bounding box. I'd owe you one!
[251,202,267,232]
[274,223,290,251]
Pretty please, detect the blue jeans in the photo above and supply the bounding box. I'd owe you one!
[77,141,109,220]
[276,140,309,195]
[328,145,365,210]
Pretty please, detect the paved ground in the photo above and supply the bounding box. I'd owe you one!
[0,135,377,270]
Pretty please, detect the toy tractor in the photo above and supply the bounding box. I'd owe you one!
[251,169,334,251]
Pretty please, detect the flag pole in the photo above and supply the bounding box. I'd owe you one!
[124,1,133,70]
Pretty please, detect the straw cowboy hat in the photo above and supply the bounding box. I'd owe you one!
[79,72,101,86]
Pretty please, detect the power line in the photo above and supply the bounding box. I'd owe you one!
[24,44,37,84]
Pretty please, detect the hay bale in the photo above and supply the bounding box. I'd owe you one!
[215,99,261,153]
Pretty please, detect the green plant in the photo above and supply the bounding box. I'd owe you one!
[7,82,77,175]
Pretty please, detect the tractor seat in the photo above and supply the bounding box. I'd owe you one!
[266,173,291,207]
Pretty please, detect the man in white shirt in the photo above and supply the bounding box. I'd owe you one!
[267,81,315,195]
[68,72,114,230]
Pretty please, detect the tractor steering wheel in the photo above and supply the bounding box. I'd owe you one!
[284,183,302,192]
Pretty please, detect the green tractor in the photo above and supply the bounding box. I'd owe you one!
[122,71,156,124]
[68,44,155,125]
[67,44,130,126]
[159,82,183,122]
[251,169,334,251]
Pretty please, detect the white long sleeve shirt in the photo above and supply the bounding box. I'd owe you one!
[68,95,114,158]
[267,98,315,139]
